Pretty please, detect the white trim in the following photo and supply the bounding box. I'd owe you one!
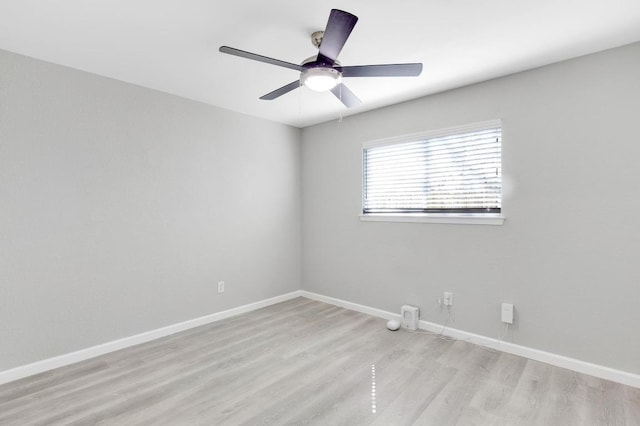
[301,290,399,320]
[300,291,640,389]
[362,119,503,149]
[0,291,303,386]
[360,213,505,226]
[4,289,638,389]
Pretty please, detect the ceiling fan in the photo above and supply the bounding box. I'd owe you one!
[219,9,423,108]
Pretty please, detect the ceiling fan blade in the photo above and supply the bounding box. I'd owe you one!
[260,80,301,100]
[317,9,358,65]
[330,83,361,108]
[339,63,423,77]
[219,46,304,72]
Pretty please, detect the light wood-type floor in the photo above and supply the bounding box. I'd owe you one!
[1,297,638,425]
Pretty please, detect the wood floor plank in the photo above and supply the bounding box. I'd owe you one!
[370,361,458,426]
[411,344,501,425]
[456,351,528,424]
[0,297,638,425]
[254,325,422,425]
[624,385,640,424]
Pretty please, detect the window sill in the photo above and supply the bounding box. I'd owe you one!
[359,213,505,226]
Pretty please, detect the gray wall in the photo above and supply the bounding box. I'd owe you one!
[0,50,302,371]
[3,41,639,376]
[302,42,640,374]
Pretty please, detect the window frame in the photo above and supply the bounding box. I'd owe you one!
[360,119,505,225]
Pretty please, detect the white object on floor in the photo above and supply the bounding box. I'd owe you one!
[386,319,400,331]
[400,304,420,331]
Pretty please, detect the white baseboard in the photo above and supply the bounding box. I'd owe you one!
[301,291,640,389]
[3,289,638,389]
[0,290,303,386]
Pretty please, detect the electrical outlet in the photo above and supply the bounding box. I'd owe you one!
[436,297,442,308]
[443,292,453,306]
[217,281,225,294]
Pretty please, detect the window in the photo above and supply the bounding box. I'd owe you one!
[362,120,503,225]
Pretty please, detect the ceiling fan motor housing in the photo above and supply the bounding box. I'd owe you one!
[301,54,340,68]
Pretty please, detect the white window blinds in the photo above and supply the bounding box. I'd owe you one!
[363,122,502,214]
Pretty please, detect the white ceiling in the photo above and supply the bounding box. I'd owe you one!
[1,1,639,128]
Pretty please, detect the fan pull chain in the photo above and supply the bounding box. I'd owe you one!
[338,84,343,123]
[298,81,303,116]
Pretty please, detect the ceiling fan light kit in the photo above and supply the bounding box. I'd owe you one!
[301,67,342,92]
[219,9,422,108]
